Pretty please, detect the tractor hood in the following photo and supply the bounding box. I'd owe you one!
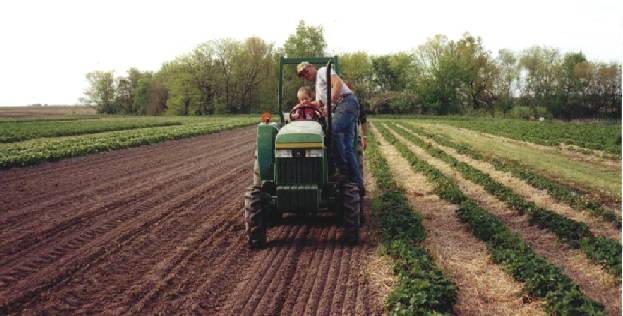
[275,121,324,148]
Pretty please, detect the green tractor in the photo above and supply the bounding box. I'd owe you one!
[244,56,361,248]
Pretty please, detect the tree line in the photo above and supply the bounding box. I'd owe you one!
[83,21,621,119]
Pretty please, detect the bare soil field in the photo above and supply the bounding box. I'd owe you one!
[0,126,381,315]
[0,106,96,118]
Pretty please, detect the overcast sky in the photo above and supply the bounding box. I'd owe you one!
[0,0,621,106]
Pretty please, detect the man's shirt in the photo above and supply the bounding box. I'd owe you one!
[315,66,352,106]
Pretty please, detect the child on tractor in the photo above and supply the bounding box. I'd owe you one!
[290,86,323,121]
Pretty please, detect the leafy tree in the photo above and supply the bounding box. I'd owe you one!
[519,46,562,115]
[82,29,621,119]
[144,75,169,115]
[591,63,621,118]
[494,49,519,116]
[282,20,327,108]
[340,52,373,110]
[559,52,587,118]
[454,34,497,115]
[214,39,241,112]
[159,58,199,115]
[111,68,150,115]
[283,20,326,57]
[371,53,412,92]
[132,72,167,115]
[414,34,469,114]
[82,71,116,114]
[115,77,133,113]
[186,42,218,115]
[234,37,275,113]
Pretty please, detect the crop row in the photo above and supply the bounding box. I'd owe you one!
[373,123,605,315]
[0,118,256,169]
[436,119,621,156]
[399,121,621,227]
[0,115,101,123]
[0,117,185,143]
[385,122,621,277]
[365,130,457,315]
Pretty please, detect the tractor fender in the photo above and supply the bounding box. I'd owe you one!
[257,123,279,182]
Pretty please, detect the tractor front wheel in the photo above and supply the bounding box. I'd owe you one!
[244,185,266,249]
[341,182,361,243]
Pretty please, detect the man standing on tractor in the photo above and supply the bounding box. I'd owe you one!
[297,61,363,189]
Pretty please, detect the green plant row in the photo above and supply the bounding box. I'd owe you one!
[399,121,621,227]
[365,131,457,315]
[374,123,605,315]
[0,118,256,169]
[0,117,185,143]
[0,117,91,123]
[435,118,621,157]
[385,122,621,277]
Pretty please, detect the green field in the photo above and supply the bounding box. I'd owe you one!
[0,115,256,169]
[0,117,185,142]
[383,118,622,202]
[372,122,609,314]
[431,117,621,157]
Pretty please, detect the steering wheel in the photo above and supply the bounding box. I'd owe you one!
[290,104,323,121]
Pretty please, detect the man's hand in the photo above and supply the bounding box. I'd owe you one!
[330,74,343,104]
[362,137,368,151]
[321,102,328,115]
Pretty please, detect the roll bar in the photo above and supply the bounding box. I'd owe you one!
[277,56,340,123]
[325,60,332,166]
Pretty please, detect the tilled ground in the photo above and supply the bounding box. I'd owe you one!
[0,126,382,315]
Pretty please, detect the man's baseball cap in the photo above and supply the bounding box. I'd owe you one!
[296,62,310,75]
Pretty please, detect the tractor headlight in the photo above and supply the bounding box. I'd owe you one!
[275,149,323,158]
[275,149,293,158]
[306,149,323,157]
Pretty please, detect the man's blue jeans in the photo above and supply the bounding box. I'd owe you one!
[331,94,363,186]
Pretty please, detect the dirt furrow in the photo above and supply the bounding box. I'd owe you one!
[123,199,246,314]
[242,226,306,315]
[277,224,332,316]
[397,124,620,241]
[374,126,546,315]
[0,127,254,214]
[300,226,339,316]
[0,127,255,208]
[1,161,250,314]
[316,235,344,316]
[0,125,382,315]
[328,244,352,314]
[0,130,255,234]
[222,224,302,315]
[34,169,251,315]
[0,143,252,267]
[250,225,310,315]
[385,126,621,316]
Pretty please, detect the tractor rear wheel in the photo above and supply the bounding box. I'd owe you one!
[341,182,361,243]
[244,185,266,248]
[253,150,280,226]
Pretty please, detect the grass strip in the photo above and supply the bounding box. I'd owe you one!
[435,119,621,157]
[399,121,621,228]
[374,123,605,315]
[0,118,256,169]
[366,130,457,315]
[385,122,621,278]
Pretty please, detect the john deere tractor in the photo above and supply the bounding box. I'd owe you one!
[244,56,361,248]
